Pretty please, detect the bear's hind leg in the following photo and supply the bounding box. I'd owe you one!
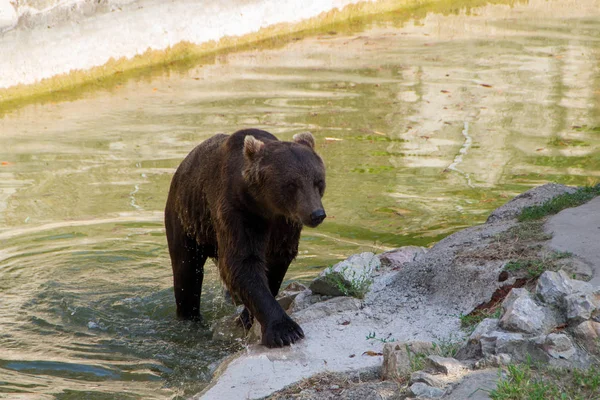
[166,213,207,320]
[172,242,207,321]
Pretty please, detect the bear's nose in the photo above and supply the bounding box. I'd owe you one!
[310,209,326,226]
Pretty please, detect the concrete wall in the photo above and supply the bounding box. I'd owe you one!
[0,0,373,89]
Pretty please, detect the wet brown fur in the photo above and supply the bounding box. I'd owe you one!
[164,129,326,347]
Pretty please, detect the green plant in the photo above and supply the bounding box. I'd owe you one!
[504,259,546,278]
[365,331,396,343]
[408,349,427,372]
[518,185,600,222]
[490,362,600,400]
[459,308,502,331]
[431,334,464,358]
[322,265,373,299]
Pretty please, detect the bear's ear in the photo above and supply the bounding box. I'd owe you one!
[244,135,265,160]
[292,132,315,149]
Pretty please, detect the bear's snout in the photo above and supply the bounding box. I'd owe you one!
[308,209,326,227]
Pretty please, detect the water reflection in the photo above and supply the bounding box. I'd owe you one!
[1,0,599,397]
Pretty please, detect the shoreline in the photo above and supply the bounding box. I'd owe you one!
[200,183,600,399]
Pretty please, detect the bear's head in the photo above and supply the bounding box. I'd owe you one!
[243,132,326,228]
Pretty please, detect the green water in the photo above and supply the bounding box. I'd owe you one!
[1,0,600,398]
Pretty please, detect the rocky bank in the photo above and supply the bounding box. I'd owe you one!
[197,184,600,399]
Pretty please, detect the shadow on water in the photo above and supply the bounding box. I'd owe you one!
[1,0,600,397]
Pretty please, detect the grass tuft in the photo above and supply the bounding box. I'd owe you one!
[518,185,600,222]
[321,265,373,299]
[490,362,600,400]
[460,308,502,331]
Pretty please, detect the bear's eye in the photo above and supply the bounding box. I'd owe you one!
[315,179,325,194]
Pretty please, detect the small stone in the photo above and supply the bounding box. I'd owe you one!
[282,282,307,292]
[572,320,600,355]
[426,355,465,376]
[288,289,329,313]
[481,331,526,356]
[276,282,308,311]
[382,341,435,380]
[499,289,556,334]
[475,353,512,369]
[456,318,499,360]
[310,252,380,296]
[409,382,444,398]
[565,292,597,324]
[542,333,576,360]
[379,246,427,269]
[410,371,446,388]
[470,319,500,342]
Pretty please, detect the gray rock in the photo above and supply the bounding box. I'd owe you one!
[534,333,576,360]
[211,315,246,343]
[288,289,331,313]
[456,318,499,360]
[442,369,500,400]
[329,381,402,400]
[426,355,465,376]
[410,371,446,388]
[571,320,600,355]
[565,292,598,324]
[474,353,512,369]
[379,246,427,269]
[382,341,435,380]
[276,282,308,311]
[409,382,444,398]
[470,319,500,341]
[310,252,380,297]
[536,270,594,308]
[481,331,525,356]
[554,257,594,282]
[486,183,576,223]
[499,288,556,334]
[495,331,550,363]
[292,296,362,324]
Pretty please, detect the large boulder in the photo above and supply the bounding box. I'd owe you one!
[310,252,380,297]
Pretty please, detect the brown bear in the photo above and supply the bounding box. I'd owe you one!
[164,128,326,347]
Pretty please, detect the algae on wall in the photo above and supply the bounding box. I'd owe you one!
[0,0,520,116]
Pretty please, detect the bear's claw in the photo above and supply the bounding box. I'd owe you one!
[262,316,304,348]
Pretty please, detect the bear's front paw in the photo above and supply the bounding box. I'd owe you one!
[262,316,304,348]
[236,307,253,331]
